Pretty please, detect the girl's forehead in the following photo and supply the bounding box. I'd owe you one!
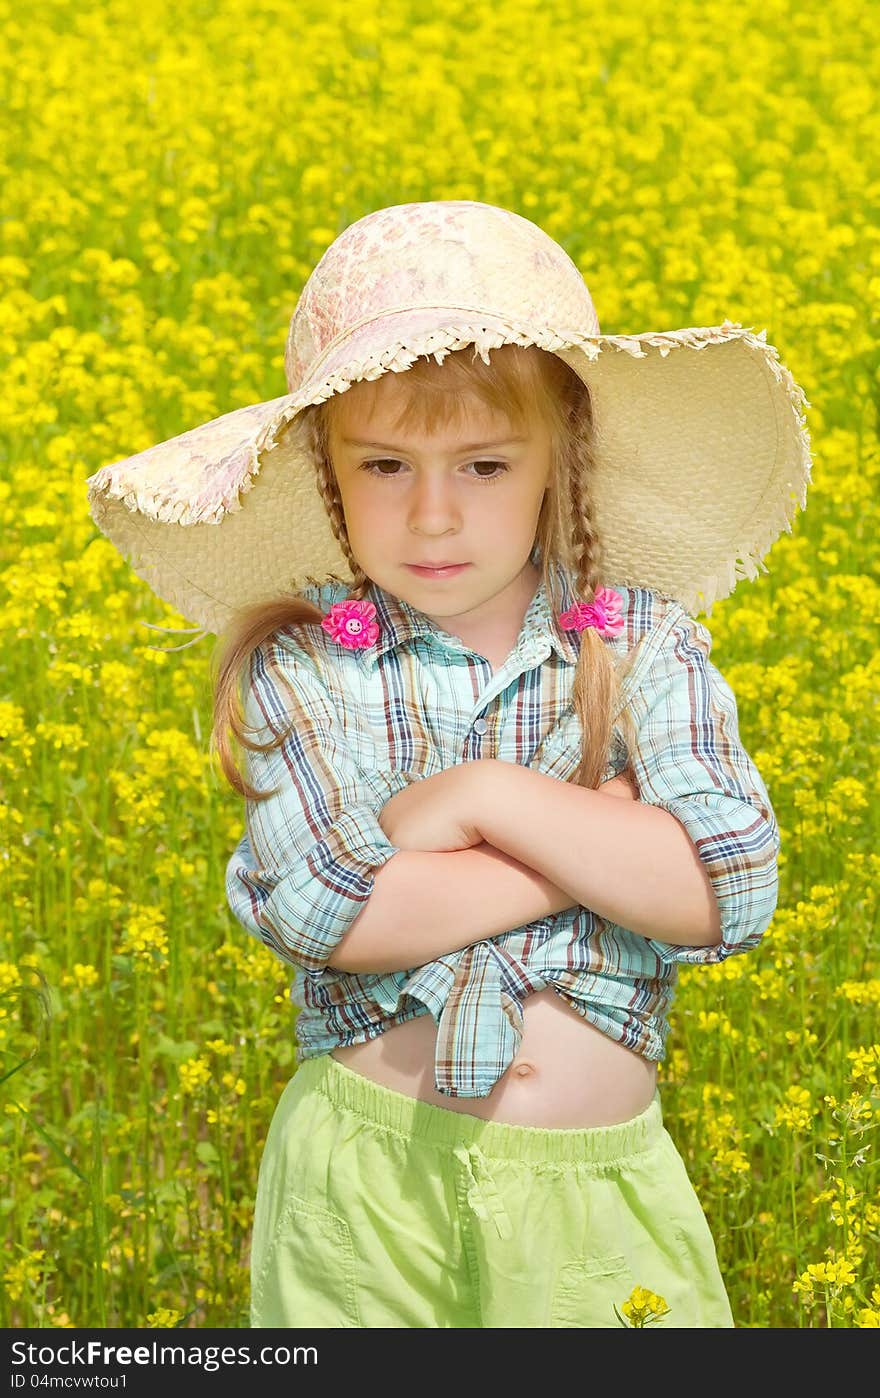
[334,378,524,439]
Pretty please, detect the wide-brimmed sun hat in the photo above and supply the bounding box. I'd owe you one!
[86,199,812,639]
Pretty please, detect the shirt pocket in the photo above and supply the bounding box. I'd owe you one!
[356,764,424,809]
[334,699,446,786]
[357,718,449,784]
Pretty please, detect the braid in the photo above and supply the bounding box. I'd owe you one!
[303,408,369,599]
[561,389,618,789]
[567,418,604,602]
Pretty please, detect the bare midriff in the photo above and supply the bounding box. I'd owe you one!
[330,986,657,1127]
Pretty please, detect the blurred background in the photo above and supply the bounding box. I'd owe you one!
[1,0,877,1328]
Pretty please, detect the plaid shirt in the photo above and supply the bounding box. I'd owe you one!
[226,559,780,1097]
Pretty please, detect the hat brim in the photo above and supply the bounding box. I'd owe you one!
[86,317,811,633]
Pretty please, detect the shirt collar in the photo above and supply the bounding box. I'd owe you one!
[355,557,583,673]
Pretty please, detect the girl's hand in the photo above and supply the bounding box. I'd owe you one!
[378,760,638,854]
[378,762,488,852]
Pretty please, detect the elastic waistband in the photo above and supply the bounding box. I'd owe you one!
[299,1053,665,1165]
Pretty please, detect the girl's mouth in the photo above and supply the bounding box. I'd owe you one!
[404,563,471,579]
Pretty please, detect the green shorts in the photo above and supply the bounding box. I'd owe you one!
[250,1052,734,1328]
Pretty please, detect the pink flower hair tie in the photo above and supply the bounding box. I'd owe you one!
[558,586,625,638]
[320,597,381,650]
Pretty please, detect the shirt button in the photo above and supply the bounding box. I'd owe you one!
[472,718,488,735]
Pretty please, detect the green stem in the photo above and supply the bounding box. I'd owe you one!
[91,1088,107,1327]
[136,973,153,1322]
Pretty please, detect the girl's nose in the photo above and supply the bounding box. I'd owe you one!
[407,475,463,534]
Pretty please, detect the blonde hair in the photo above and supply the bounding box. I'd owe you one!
[210,343,640,801]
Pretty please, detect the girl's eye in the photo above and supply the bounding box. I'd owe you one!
[361,459,510,483]
[468,461,509,482]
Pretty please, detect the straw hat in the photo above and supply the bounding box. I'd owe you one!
[85,200,812,639]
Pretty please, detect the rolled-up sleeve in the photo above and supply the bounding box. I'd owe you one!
[225,638,405,975]
[628,604,780,966]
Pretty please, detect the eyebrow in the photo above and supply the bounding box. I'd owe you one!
[341,435,528,452]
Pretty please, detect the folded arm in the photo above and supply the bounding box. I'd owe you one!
[333,768,640,972]
[328,841,577,974]
[470,607,780,965]
[473,764,723,947]
[227,636,583,978]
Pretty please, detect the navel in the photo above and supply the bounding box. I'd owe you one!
[513,1059,536,1078]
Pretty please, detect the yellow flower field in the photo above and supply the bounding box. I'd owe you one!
[1,0,878,1327]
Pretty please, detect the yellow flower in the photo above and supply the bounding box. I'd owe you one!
[824,776,869,826]
[0,702,36,768]
[784,1028,818,1048]
[137,728,210,792]
[97,660,140,707]
[618,1285,670,1327]
[792,1257,857,1296]
[774,1085,817,1133]
[0,963,23,993]
[3,1248,54,1302]
[836,979,880,1006]
[60,963,100,990]
[110,771,165,829]
[847,1045,880,1090]
[120,906,169,968]
[145,1307,183,1327]
[35,720,87,753]
[179,1056,212,1095]
[155,851,198,884]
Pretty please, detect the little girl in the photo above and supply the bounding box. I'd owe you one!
[86,200,812,1329]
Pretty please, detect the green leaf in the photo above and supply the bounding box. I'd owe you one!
[154,1034,199,1062]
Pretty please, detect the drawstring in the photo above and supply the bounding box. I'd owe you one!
[138,620,211,652]
[452,1143,513,1240]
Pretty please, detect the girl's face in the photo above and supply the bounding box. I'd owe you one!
[329,375,553,644]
